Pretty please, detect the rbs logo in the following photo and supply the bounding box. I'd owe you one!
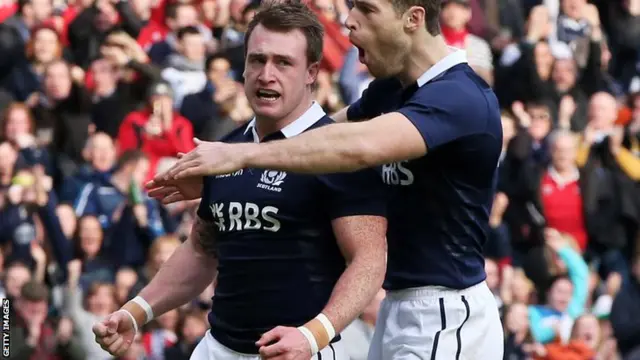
[381,161,414,186]
[210,202,281,232]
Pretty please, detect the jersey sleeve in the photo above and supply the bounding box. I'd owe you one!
[347,78,401,121]
[317,167,388,220]
[396,95,476,151]
[196,176,215,221]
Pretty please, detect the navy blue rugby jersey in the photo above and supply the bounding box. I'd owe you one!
[347,50,503,290]
[196,102,388,354]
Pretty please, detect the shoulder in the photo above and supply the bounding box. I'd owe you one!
[406,66,500,131]
[217,122,252,144]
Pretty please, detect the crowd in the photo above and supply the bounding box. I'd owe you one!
[0,0,638,358]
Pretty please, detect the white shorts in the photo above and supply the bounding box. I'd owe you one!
[367,281,503,360]
[190,330,348,360]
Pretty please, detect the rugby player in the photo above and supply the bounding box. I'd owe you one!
[151,0,505,358]
[92,2,388,359]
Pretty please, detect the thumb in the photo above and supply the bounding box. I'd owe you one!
[105,313,122,334]
[194,137,202,145]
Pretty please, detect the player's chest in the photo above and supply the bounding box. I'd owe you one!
[203,169,324,230]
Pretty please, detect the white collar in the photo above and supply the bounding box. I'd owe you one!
[548,165,580,188]
[416,47,468,87]
[244,101,326,143]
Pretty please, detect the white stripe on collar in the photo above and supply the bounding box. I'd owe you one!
[244,101,326,143]
[416,47,468,87]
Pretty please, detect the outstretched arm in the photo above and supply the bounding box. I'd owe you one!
[245,113,426,174]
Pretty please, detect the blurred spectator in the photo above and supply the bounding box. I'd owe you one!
[0,1,636,359]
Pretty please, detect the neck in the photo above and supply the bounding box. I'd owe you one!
[396,34,451,88]
[255,93,314,140]
[554,165,576,177]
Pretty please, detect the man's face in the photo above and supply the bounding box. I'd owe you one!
[29,0,53,24]
[561,0,586,20]
[345,0,412,78]
[551,134,577,171]
[171,5,198,30]
[552,59,577,92]
[243,24,318,122]
[548,278,573,312]
[440,2,471,30]
[180,33,206,62]
[44,62,72,100]
[207,58,231,84]
[17,299,47,324]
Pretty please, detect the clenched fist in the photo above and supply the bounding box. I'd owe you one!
[92,310,137,356]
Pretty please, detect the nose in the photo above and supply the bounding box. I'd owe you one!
[345,12,357,32]
[257,62,276,84]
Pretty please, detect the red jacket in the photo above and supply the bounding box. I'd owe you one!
[117,109,195,181]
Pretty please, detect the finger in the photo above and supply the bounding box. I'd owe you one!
[98,333,120,347]
[145,180,157,189]
[92,322,109,337]
[194,137,202,145]
[105,316,119,335]
[256,327,285,347]
[168,160,199,179]
[106,336,124,354]
[148,186,178,199]
[162,192,185,205]
[259,342,288,358]
[113,338,133,357]
[177,152,185,158]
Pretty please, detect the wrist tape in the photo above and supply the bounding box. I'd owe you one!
[297,313,336,355]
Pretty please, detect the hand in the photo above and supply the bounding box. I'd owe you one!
[558,95,576,128]
[101,46,130,67]
[57,317,74,344]
[30,242,46,264]
[67,259,83,285]
[544,228,565,252]
[256,326,312,360]
[146,172,203,205]
[605,272,622,296]
[489,192,509,227]
[153,139,248,182]
[70,66,86,84]
[511,101,531,128]
[608,126,624,155]
[92,310,136,357]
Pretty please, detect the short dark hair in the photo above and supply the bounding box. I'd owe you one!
[21,281,48,302]
[176,26,201,41]
[391,0,441,36]
[116,150,147,171]
[244,0,324,64]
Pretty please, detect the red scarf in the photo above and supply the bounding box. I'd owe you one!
[441,25,468,49]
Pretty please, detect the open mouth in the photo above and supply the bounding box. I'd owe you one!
[355,45,366,62]
[256,89,281,102]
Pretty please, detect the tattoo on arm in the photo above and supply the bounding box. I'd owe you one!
[192,216,218,258]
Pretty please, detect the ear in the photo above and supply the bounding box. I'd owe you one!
[306,62,320,86]
[403,6,425,32]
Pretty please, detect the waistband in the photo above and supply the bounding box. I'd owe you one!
[384,281,490,302]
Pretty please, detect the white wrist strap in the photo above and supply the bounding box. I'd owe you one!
[315,313,336,340]
[297,326,319,355]
[116,309,139,335]
[131,296,154,324]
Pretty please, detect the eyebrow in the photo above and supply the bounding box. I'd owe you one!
[247,52,297,62]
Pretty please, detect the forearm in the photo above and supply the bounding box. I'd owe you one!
[321,250,385,335]
[244,122,371,174]
[127,218,218,324]
[244,114,423,174]
[136,237,217,319]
